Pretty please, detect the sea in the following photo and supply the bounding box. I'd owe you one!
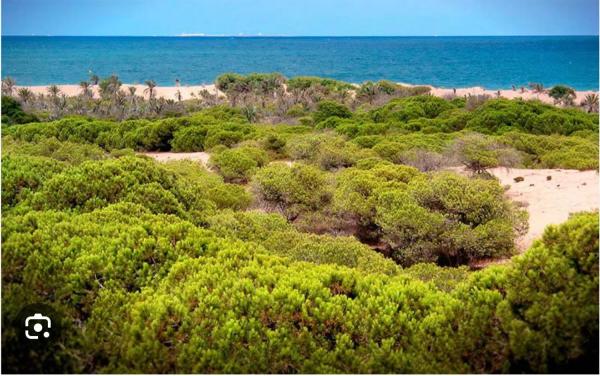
[1,36,598,90]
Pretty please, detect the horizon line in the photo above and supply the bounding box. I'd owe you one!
[3,34,599,38]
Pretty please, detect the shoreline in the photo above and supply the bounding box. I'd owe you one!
[14,83,598,106]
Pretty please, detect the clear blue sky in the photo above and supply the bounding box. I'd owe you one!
[2,0,598,36]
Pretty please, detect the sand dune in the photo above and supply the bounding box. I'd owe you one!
[485,167,599,250]
[15,83,598,106]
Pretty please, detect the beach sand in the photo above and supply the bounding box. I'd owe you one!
[17,84,221,101]
[485,167,599,250]
[143,150,600,253]
[15,83,598,106]
[140,151,211,165]
[450,167,599,252]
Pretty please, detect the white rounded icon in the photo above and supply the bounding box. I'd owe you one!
[25,313,51,340]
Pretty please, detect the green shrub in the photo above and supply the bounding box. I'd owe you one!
[500,131,599,169]
[261,133,286,153]
[263,231,398,275]
[404,263,470,292]
[163,160,250,212]
[496,212,599,372]
[1,95,38,124]
[171,126,207,152]
[287,76,354,92]
[2,137,107,165]
[449,133,521,173]
[210,146,268,183]
[1,155,66,208]
[285,104,308,117]
[313,100,352,124]
[548,85,576,105]
[466,99,597,135]
[370,95,455,123]
[252,163,332,220]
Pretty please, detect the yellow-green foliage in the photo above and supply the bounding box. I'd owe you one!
[210,146,269,182]
[252,163,333,219]
[4,207,595,373]
[2,91,598,373]
[333,164,526,266]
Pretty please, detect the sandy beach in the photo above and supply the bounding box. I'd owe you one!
[15,84,222,101]
[15,83,598,106]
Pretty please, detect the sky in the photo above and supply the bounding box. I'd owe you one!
[2,0,598,36]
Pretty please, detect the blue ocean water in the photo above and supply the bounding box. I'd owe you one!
[1,36,598,89]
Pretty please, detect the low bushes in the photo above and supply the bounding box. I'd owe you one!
[4,209,595,373]
[466,98,597,135]
[313,100,352,124]
[4,96,597,170]
[500,131,599,170]
[334,165,526,266]
[252,163,333,220]
[3,154,252,221]
[1,97,598,372]
[210,146,269,183]
[448,133,521,174]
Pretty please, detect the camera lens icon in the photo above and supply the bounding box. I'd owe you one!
[25,313,51,340]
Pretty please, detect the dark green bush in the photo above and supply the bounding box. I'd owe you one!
[171,126,208,152]
[548,85,576,105]
[370,95,455,123]
[1,95,38,124]
[313,100,352,124]
[466,99,597,135]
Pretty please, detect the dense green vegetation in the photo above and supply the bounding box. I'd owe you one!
[1,74,598,373]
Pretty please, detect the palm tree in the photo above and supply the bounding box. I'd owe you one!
[241,105,258,122]
[98,75,122,99]
[528,82,545,94]
[2,76,16,96]
[581,93,599,113]
[79,81,92,97]
[89,73,100,85]
[17,87,34,103]
[144,80,157,99]
[357,82,378,104]
[47,84,61,98]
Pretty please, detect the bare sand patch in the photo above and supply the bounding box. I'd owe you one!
[458,167,599,250]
